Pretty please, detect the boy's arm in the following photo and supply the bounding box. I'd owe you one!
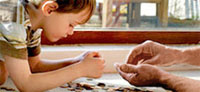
[6,55,82,92]
[28,54,79,73]
[4,52,104,92]
[160,72,200,92]
[28,51,92,73]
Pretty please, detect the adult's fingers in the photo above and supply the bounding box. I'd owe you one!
[128,53,153,65]
[127,46,144,65]
[115,64,136,82]
[141,55,160,65]
[120,64,138,73]
[127,40,157,65]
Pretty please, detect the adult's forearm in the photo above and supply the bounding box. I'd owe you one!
[182,47,200,66]
[159,72,200,92]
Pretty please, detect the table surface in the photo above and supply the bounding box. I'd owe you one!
[1,44,200,92]
[1,71,200,92]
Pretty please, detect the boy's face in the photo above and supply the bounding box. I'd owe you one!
[42,7,91,42]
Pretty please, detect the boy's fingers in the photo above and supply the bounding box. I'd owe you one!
[87,51,101,58]
[99,58,105,63]
[93,52,101,58]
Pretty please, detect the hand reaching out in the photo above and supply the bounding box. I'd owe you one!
[127,40,185,66]
[115,64,166,86]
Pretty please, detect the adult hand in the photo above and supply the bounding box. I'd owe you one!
[127,40,184,66]
[115,64,165,86]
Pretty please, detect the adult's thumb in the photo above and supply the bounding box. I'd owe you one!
[120,64,138,73]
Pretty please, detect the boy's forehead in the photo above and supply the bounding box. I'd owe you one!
[76,7,92,24]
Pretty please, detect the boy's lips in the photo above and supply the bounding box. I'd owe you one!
[63,33,68,38]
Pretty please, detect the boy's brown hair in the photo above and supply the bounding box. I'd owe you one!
[21,0,96,24]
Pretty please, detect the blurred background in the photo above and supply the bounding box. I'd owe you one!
[1,0,200,30]
[80,0,200,30]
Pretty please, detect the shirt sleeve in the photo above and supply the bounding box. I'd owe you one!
[0,22,28,60]
[0,41,28,59]
[27,45,41,57]
[26,26,42,57]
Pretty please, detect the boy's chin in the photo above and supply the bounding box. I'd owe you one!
[48,37,60,42]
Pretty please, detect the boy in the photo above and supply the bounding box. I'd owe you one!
[0,0,105,91]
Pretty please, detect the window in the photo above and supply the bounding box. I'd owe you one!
[77,0,200,29]
[1,0,199,44]
[43,0,200,45]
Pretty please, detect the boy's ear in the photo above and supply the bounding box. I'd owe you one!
[41,1,58,16]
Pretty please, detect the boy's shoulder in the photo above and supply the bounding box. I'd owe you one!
[0,22,27,49]
[0,0,41,60]
[0,22,28,60]
[0,21,42,60]
[0,0,27,44]
[0,20,42,49]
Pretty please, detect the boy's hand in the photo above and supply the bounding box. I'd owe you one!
[127,40,184,66]
[75,51,102,63]
[79,51,105,78]
[115,64,165,87]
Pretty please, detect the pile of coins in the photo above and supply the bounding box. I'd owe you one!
[60,80,153,92]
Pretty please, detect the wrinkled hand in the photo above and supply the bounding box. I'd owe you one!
[115,64,165,86]
[80,51,105,78]
[127,40,184,66]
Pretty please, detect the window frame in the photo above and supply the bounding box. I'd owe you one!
[41,30,200,45]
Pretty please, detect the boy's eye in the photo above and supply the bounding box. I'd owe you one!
[69,24,74,27]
